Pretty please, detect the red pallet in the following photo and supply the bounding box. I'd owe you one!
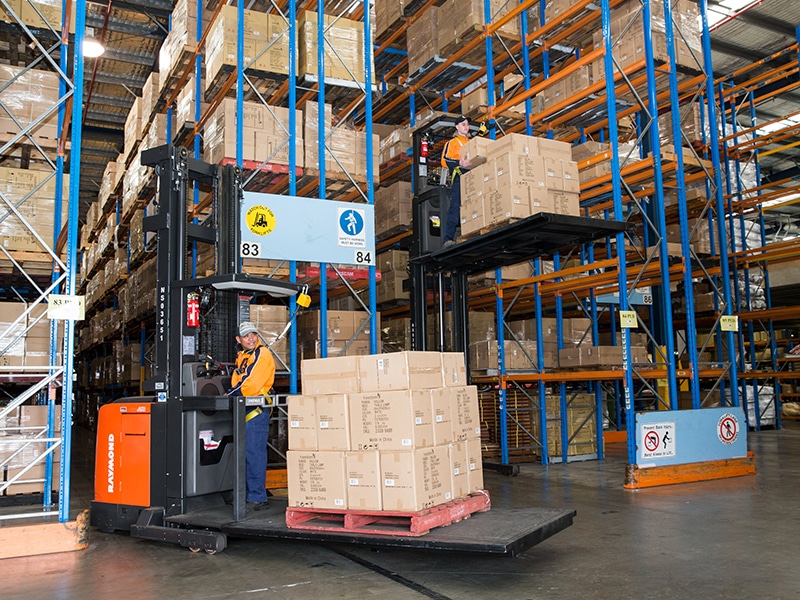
[285,491,491,537]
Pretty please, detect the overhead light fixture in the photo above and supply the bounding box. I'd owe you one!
[83,28,105,58]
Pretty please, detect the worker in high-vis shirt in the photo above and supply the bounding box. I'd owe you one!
[441,115,474,247]
[227,321,275,511]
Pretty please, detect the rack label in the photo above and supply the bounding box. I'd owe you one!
[47,295,85,320]
[720,316,739,332]
[619,310,638,329]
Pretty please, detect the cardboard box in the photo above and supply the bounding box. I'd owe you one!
[346,450,382,511]
[430,388,454,445]
[316,394,350,451]
[380,446,452,512]
[449,386,481,441]
[301,356,360,395]
[441,352,467,387]
[449,441,470,499]
[287,450,347,509]
[348,390,434,451]
[358,351,444,392]
[466,437,484,492]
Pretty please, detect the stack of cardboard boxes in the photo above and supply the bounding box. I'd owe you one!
[0,405,61,495]
[288,351,483,512]
[376,250,409,305]
[405,0,520,74]
[204,5,289,93]
[157,0,212,94]
[205,97,304,167]
[0,167,69,253]
[374,181,413,240]
[0,302,61,367]
[459,133,580,238]
[250,305,290,367]
[297,310,378,360]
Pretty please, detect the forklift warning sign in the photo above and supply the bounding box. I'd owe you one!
[240,191,374,265]
[246,205,276,236]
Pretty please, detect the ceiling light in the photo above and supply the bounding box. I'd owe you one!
[83,29,105,58]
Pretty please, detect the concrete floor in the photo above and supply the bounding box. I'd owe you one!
[2,424,799,600]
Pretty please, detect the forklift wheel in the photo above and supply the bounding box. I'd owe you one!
[189,546,202,553]
[205,548,218,555]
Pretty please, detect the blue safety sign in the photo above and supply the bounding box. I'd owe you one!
[240,191,375,266]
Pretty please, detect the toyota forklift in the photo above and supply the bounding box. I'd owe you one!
[89,144,589,556]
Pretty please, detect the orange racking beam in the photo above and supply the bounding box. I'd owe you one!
[731,183,800,213]
[722,175,796,200]
[715,42,797,85]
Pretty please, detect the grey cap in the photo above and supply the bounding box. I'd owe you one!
[238,321,259,337]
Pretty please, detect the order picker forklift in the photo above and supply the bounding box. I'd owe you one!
[407,116,630,474]
[89,143,590,556]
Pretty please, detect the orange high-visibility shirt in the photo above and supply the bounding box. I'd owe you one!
[441,134,469,169]
[229,343,275,398]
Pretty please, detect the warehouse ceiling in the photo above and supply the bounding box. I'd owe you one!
[1,0,799,239]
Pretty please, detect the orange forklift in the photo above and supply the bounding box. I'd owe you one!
[90,144,585,556]
[90,145,302,552]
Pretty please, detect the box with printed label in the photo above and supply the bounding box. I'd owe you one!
[448,441,470,499]
[346,450,382,511]
[441,352,467,387]
[287,395,318,451]
[466,438,484,492]
[287,450,347,509]
[358,351,444,392]
[348,390,434,451]
[301,355,360,395]
[380,446,452,512]
[449,386,481,441]
[430,388,454,445]
[316,394,350,451]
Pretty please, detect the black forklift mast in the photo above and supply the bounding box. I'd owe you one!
[409,115,477,356]
[132,145,299,542]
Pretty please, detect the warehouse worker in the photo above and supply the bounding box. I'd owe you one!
[441,115,473,247]
[227,321,275,512]
[790,343,800,355]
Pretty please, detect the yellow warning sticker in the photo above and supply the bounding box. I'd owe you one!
[246,205,276,236]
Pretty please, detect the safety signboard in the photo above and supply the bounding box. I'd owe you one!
[717,413,739,445]
[640,421,676,460]
[635,407,747,467]
[240,191,375,266]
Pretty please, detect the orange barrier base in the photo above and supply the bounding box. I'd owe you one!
[603,430,628,443]
[623,451,756,489]
[0,509,89,559]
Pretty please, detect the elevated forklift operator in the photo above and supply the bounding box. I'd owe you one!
[227,321,275,511]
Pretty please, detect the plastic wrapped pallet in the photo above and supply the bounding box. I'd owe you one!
[0,167,69,253]
[0,64,61,145]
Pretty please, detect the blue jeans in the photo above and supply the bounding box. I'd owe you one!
[245,408,270,503]
[443,175,461,243]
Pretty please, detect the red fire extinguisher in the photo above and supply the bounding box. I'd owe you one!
[186,292,200,328]
[420,135,429,158]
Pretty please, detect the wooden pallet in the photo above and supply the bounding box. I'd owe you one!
[285,490,491,537]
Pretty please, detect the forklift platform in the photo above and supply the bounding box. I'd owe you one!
[166,497,576,556]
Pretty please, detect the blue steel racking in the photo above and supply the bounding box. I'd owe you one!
[0,0,83,522]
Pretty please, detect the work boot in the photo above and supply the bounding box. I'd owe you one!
[246,501,269,512]
[443,240,455,248]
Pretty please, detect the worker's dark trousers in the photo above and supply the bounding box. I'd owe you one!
[443,175,461,243]
[245,408,270,503]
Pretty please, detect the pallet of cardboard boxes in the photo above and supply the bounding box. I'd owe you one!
[286,351,485,529]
